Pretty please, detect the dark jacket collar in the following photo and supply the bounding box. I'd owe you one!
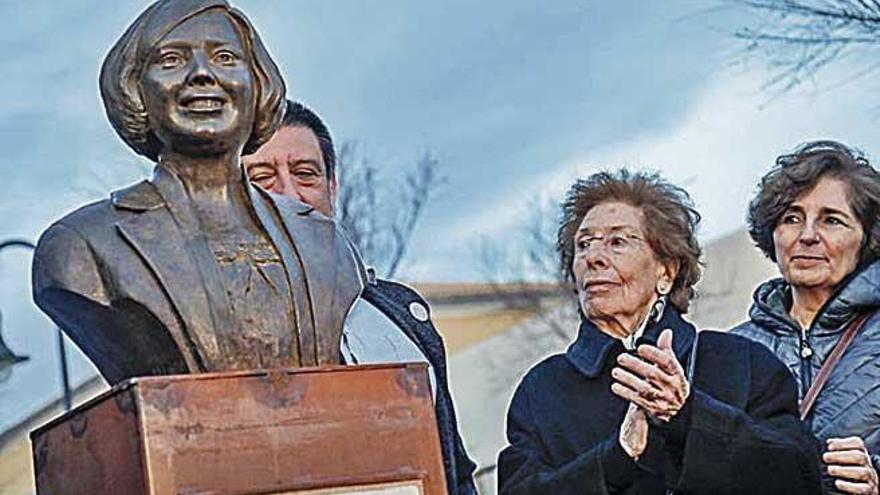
[565,306,696,378]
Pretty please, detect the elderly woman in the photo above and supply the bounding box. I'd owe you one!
[32,0,363,384]
[497,170,821,494]
[732,141,880,495]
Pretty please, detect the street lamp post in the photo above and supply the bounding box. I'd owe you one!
[0,238,72,411]
[0,311,29,380]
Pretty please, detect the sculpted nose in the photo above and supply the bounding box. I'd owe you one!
[186,52,217,86]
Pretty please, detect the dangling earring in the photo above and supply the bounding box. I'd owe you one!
[649,281,671,325]
[656,280,672,297]
[648,296,667,326]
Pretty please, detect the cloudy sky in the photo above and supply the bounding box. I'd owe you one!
[2,0,879,430]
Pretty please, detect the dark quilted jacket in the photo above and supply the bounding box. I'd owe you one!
[731,261,880,489]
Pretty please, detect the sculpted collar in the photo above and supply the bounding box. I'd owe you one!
[565,307,696,378]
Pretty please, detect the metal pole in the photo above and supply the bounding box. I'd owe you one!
[0,238,72,410]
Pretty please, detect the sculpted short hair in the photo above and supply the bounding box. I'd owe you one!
[557,170,703,312]
[100,0,286,161]
[748,140,880,265]
[282,100,337,180]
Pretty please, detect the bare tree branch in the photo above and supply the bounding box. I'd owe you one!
[336,142,445,278]
[475,194,572,343]
[729,0,880,92]
[386,151,445,278]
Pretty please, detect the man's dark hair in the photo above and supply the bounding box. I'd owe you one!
[282,100,336,180]
[748,140,880,266]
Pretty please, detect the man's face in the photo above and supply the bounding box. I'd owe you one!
[243,125,337,217]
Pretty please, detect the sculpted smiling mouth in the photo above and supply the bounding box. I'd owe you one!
[180,94,226,112]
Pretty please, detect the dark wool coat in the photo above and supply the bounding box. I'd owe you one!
[498,308,822,495]
[361,278,477,495]
[731,261,880,493]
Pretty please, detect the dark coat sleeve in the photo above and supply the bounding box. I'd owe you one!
[497,375,637,495]
[661,339,823,495]
[450,421,478,495]
[431,331,478,495]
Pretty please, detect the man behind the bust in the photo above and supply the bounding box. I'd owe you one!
[243,100,478,495]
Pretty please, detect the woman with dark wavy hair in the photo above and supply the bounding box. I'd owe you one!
[732,141,880,495]
[498,170,821,494]
[32,0,364,384]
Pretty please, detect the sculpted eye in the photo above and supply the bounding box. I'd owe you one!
[213,50,239,65]
[158,52,184,69]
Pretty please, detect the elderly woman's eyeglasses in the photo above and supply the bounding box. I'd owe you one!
[574,231,646,256]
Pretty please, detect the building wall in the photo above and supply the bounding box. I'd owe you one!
[689,229,778,331]
[0,377,108,495]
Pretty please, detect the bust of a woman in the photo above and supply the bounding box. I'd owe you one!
[32,0,364,384]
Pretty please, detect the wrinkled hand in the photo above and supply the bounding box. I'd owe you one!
[611,329,690,421]
[824,437,879,495]
[619,402,648,459]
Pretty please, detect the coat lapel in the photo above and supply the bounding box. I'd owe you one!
[111,169,223,370]
[250,186,365,365]
[566,307,697,379]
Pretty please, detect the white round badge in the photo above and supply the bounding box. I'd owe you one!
[409,302,429,322]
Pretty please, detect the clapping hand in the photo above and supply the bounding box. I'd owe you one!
[611,329,690,421]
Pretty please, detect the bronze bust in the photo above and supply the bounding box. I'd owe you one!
[32,0,365,385]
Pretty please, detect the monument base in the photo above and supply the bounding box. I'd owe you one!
[31,364,446,495]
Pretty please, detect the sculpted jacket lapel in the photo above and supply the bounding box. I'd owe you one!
[247,185,314,365]
[111,167,226,371]
[255,187,365,366]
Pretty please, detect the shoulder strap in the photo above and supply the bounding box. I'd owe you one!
[799,311,874,421]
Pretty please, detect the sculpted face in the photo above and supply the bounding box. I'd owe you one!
[773,177,864,294]
[244,126,337,217]
[140,9,255,157]
[572,202,673,334]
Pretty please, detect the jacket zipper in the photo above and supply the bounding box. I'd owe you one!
[798,325,813,399]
